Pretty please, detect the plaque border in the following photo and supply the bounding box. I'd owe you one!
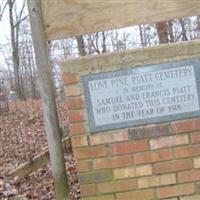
[82,58,200,133]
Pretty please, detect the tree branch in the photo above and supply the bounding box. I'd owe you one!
[14,15,28,28]
[0,0,7,21]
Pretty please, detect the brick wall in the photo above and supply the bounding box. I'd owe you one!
[61,40,200,200]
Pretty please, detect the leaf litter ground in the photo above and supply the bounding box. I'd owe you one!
[0,100,80,200]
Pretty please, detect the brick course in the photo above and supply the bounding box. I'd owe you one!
[171,118,200,134]
[74,146,106,160]
[64,84,82,97]
[190,131,200,144]
[174,145,200,158]
[80,184,96,197]
[66,97,85,110]
[129,123,170,140]
[116,189,155,200]
[156,183,195,199]
[97,179,137,194]
[150,134,188,150]
[90,130,128,145]
[134,148,173,165]
[62,73,79,85]
[71,135,88,148]
[153,159,193,174]
[178,170,200,183]
[109,139,148,155]
[94,155,133,170]
[69,122,87,135]
[138,173,176,188]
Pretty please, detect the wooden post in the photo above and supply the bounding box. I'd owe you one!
[27,0,69,199]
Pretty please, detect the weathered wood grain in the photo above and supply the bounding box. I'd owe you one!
[9,137,70,180]
[28,1,69,199]
[42,0,200,40]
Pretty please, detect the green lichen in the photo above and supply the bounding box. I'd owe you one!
[54,174,70,200]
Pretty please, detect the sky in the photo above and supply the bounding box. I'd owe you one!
[0,1,10,67]
[0,0,26,69]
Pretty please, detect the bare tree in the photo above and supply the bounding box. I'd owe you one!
[85,32,108,54]
[198,16,200,31]
[139,25,147,47]
[8,0,28,99]
[76,35,87,56]
[168,20,174,43]
[90,32,101,54]
[102,31,107,53]
[0,0,7,20]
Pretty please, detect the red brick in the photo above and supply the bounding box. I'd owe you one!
[68,110,86,123]
[80,184,96,197]
[90,130,128,145]
[109,140,148,155]
[64,84,81,97]
[71,135,88,147]
[150,134,188,150]
[77,161,91,172]
[116,189,154,200]
[190,131,200,144]
[94,155,133,170]
[97,179,137,194]
[74,146,106,160]
[66,97,85,110]
[174,145,200,158]
[156,183,195,199]
[153,159,192,174]
[62,73,79,85]
[69,122,87,135]
[171,118,200,134]
[178,170,200,183]
[134,149,173,165]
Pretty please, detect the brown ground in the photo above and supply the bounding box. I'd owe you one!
[0,100,80,200]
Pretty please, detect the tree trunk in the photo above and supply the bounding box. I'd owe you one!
[138,25,148,47]
[168,20,174,43]
[197,16,200,31]
[156,21,169,44]
[27,1,69,199]
[76,35,87,56]
[197,16,200,39]
[8,0,22,99]
[29,56,37,99]
[102,31,107,53]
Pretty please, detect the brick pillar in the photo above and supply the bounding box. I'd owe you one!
[61,41,200,200]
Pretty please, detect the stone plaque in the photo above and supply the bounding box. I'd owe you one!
[82,58,200,133]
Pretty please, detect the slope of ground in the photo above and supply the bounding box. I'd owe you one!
[0,100,80,200]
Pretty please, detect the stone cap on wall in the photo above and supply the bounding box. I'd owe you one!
[61,40,200,75]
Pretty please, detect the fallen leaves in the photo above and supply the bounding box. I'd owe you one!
[0,99,80,200]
